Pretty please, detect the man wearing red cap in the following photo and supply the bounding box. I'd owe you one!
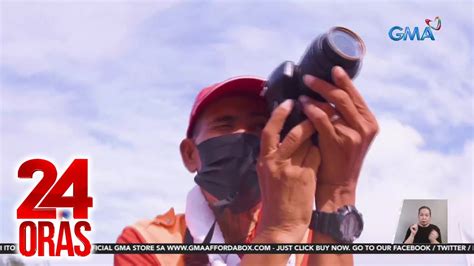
[115,66,378,265]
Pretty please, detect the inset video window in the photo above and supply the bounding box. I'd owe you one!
[394,199,447,244]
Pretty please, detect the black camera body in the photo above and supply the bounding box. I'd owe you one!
[263,27,366,140]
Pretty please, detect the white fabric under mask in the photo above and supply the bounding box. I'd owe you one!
[185,185,296,266]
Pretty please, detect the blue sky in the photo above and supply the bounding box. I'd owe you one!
[1,1,473,265]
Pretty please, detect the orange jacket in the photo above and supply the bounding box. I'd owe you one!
[114,208,312,265]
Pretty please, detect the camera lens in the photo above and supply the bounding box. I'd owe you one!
[263,27,365,142]
[327,27,364,59]
[299,27,365,84]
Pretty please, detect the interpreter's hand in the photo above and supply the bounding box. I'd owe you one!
[428,230,439,242]
[299,66,379,211]
[256,99,321,243]
[410,224,418,236]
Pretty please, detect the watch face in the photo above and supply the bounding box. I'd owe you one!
[340,212,362,240]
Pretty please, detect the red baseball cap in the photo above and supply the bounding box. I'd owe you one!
[186,76,267,138]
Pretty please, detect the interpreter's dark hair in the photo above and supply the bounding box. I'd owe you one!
[418,206,431,216]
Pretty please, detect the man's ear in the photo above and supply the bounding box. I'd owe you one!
[180,138,200,173]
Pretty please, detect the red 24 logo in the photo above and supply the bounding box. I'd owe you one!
[17,159,93,257]
[17,159,93,219]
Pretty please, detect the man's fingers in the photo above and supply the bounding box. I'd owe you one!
[303,74,364,130]
[261,99,294,156]
[299,96,337,139]
[304,99,337,118]
[302,144,321,170]
[333,123,362,148]
[278,120,315,160]
[331,66,378,123]
[300,97,345,126]
[331,66,367,107]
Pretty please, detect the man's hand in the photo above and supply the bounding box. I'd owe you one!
[242,100,321,265]
[410,224,419,236]
[428,230,439,243]
[303,66,378,266]
[255,99,321,243]
[299,66,379,212]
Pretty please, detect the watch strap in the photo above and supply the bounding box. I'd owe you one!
[310,210,337,236]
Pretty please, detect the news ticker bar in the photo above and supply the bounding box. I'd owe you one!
[1,243,473,255]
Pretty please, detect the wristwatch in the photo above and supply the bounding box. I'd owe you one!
[310,205,363,243]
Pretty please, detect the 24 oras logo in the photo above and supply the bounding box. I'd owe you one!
[389,16,442,41]
[17,159,93,257]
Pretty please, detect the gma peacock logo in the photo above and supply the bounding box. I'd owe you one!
[389,17,442,41]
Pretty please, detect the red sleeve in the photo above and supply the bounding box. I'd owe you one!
[114,226,161,266]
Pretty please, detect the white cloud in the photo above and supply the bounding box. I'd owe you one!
[358,118,473,241]
[1,2,176,75]
[356,118,472,265]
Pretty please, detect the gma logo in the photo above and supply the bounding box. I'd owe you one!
[388,26,435,41]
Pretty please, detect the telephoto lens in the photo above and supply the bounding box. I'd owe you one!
[263,27,366,141]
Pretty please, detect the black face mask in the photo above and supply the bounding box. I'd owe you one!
[194,133,261,214]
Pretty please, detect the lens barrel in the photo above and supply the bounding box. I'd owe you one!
[263,27,365,142]
[299,26,365,84]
